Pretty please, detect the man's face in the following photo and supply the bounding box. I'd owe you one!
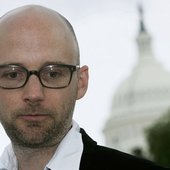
[0,10,86,148]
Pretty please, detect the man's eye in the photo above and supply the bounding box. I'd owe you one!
[2,71,24,80]
[7,72,19,79]
[48,71,62,78]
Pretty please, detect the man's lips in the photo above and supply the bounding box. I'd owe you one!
[18,114,49,121]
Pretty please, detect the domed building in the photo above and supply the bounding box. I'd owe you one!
[103,7,170,157]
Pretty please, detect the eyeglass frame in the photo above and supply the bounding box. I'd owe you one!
[0,63,80,89]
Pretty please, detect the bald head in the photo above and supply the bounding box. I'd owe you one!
[0,5,80,64]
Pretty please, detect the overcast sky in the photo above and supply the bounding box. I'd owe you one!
[0,0,170,154]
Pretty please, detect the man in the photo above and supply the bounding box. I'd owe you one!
[0,5,168,170]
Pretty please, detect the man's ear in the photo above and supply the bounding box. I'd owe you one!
[77,65,89,100]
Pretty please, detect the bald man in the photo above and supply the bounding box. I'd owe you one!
[0,5,168,170]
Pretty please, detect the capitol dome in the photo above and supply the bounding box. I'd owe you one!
[103,7,170,156]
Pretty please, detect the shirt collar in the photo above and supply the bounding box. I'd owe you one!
[0,144,17,170]
[46,120,83,170]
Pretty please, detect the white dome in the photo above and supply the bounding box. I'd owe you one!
[103,18,170,155]
[112,57,170,117]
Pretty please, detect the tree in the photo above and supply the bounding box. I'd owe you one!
[145,110,170,167]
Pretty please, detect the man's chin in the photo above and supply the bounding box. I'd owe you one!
[7,124,56,148]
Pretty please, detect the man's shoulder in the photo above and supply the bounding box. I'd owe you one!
[90,144,168,169]
[80,128,169,170]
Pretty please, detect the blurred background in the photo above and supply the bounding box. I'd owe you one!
[0,0,170,167]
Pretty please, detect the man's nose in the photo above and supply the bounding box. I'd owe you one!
[22,75,45,104]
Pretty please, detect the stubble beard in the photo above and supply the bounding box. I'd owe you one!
[1,103,75,149]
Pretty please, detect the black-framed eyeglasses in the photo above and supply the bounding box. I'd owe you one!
[0,64,80,89]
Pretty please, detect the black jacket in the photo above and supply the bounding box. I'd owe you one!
[79,128,169,170]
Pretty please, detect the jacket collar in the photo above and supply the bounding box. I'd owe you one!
[79,128,97,170]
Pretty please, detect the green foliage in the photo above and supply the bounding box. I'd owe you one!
[131,147,145,158]
[146,110,170,167]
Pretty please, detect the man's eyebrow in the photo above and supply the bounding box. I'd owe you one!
[41,61,71,67]
[0,62,24,66]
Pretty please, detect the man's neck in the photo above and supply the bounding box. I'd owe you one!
[13,144,58,170]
